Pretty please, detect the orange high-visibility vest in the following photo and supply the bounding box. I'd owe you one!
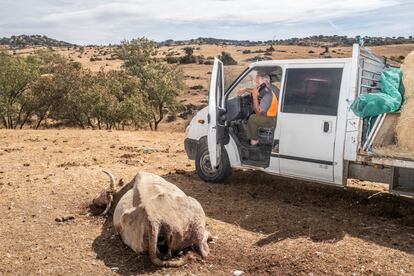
[266,92,278,117]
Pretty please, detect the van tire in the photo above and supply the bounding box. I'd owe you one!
[195,140,231,183]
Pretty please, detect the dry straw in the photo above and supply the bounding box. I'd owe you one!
[396,51,414,149]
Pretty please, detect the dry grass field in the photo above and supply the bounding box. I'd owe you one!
[10,43,414,113]
[1,129,414,275]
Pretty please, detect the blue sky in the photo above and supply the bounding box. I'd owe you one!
[0,0,413,44]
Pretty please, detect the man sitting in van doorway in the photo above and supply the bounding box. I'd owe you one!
[237,71,279,146]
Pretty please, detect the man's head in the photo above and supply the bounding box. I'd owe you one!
[255,71,271,87]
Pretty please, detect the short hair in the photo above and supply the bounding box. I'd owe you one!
[256,71,271,84]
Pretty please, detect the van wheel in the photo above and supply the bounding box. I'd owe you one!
[195,141,231,183]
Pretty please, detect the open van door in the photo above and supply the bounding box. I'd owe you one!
[207,58,225,168]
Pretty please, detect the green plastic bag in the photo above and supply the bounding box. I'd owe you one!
[351,68,403,118]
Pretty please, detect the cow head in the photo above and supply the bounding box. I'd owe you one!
[90,171,115,216]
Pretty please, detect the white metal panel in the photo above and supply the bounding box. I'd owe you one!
[346,44,360,120]
[333,61,352,184]
[346,118,360,132]
[224,136,241,168]
[344,132,359,161]
[185,107,208,141]
[280,159,333,182]
[279,113,337,162]
[250,58,352,68]
[265,157,280,173]
[207,58,223,168]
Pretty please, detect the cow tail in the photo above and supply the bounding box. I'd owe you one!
[148,221,188,267]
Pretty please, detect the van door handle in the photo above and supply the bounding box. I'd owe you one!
[323,121,331,133]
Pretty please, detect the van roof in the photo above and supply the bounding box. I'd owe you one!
[249,58,352,68]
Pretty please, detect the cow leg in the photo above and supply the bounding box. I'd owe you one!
[195,229,210,258]
[166,233,173,259]
[149,221,186,267]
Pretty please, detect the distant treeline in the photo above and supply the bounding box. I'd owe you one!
[0,38,184,130]
[0,35,73,48]
[159,35,414,47]
[2,34,413,49]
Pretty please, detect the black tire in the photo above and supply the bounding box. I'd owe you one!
[195,140,231,183]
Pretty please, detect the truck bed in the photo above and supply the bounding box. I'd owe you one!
[349,45,414,197]
[353,47,414,164]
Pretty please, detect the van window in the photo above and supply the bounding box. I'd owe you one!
[281,68,343,116]
[227,66,282,99]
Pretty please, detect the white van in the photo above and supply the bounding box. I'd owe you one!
[184,44,414,198]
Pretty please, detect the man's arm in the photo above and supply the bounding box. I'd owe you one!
[236,87,254,96]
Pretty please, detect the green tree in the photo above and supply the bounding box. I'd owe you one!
[0,50,39,129]
[139,62,183,130]
[180,46,196,64]
[91,70,147,130]
[183,46,194,56]
[55,67,92,128]
[120,38,184,130]
[23,50,74,129]
[118,38,157,70]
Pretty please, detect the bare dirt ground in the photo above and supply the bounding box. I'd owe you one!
[1,129,413,275]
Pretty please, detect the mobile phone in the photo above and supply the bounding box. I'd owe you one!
[258,83,266,90]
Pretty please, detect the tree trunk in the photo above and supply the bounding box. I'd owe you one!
[35,118,43,129]
[7,114,14,129]
[15,104,26,129]
[35,112,48,129]
[20,111,31,129]
[153,105,164,131]
[87,117,95,129]
[78,120,85,129]
[2,116,8,129]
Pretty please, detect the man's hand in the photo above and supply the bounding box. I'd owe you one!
[236,87,253,96]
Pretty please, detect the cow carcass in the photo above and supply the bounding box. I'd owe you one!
[94,171,211,267]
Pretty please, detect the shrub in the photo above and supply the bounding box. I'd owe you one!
[165,56,179,64]
[190,85,203,90]
[218,51,237,65]
[90,56,102,62]
[179,46,197,64]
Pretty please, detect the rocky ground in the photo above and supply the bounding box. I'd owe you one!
[0,129,413,275]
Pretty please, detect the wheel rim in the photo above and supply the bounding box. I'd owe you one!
[200,151,219,177]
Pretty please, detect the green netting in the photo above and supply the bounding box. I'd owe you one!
[351,68,404,118]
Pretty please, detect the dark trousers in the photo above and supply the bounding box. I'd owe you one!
[246,114,276,140]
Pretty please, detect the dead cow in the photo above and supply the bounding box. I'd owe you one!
[97,171,211,267]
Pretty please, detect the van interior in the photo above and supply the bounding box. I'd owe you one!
[224,66,282,168]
